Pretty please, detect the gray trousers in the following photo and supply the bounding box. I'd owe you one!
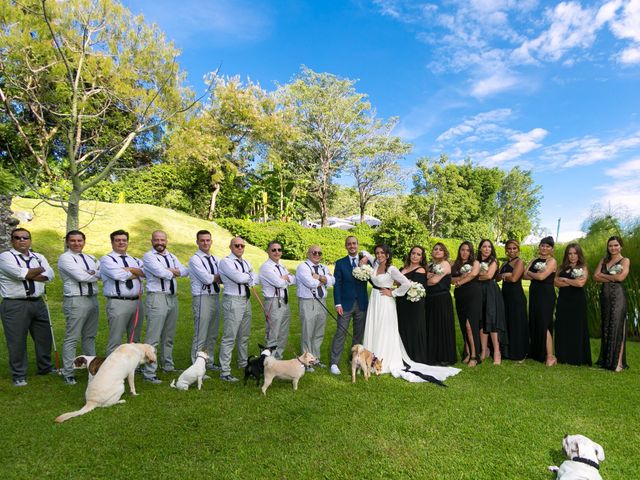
[105,298,144,356]
[191,294,221,365]
[264,297,290,359]
[0,298,52,380]
[143,292,179,377]
[219,295,251,376]
[299,297,327,360]
[61,296,99,377]
[330,300,366,366]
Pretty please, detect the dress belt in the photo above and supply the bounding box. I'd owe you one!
[6,297,41,302]
[107,296,139,301]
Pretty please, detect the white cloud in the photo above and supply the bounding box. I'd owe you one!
[618,45,640,63]
[543,131,640,168]
[436,108,512,142]
[485,127,548,164]
[470,71,519,98]
[608,0,640,42]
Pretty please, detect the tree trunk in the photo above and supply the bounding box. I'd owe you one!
[66,189,81,232]
[208,183,220,221]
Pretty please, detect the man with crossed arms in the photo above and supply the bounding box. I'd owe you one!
[218,237,256,382]
[58,230,100,385]
[100,229,145,356]
[142,230,188,384]
[296,245,335,371]
[188,229,223,370]
[258,240,295,359]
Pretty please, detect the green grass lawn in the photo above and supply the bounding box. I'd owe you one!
[2,199,639,479]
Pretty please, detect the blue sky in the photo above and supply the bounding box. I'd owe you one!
[122,0,640,241]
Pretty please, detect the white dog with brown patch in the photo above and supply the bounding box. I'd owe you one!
[55,343,156,423]
[261,351,316,395]
[170,351,208,390]
[548,434,605,480]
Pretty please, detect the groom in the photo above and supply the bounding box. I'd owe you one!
[330,235,369,375]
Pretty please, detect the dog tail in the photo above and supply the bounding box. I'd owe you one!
[55,402,97,423]
[170,379,176,389]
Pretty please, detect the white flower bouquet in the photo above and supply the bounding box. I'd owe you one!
[405,282,426,302]
[533,261,546,272]
[460,263,472,275]
[608,264,623,275]
[479,262,489,273]
[430,263,444,275]
[570,268,584,278]
[352,264,373,281]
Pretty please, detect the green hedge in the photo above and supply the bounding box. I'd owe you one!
[215,219,375,264]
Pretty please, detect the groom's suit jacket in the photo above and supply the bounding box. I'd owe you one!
[333,256,369,312]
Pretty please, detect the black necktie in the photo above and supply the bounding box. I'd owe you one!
[24,257,36,296]
[313,265,324,298]
[120,255,134,289]
[206,256,220,293]
[79,253,94,296]
[235,259,250,298]
[351,257,357,268]
[163,255,175,294]
[275,264,289,304]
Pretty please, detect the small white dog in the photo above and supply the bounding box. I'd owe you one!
[548,434,605,480]
[170,351,209,391]
[261,351,316,395]
[55,343,156,423]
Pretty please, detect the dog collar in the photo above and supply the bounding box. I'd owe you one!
[572,457,600,470]
[296,356,305,366]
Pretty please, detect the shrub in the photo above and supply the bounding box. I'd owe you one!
[373,214,430,258]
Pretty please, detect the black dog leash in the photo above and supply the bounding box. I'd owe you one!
[311,294,353,340]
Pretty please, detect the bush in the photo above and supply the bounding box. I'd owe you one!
[373,214,430,259]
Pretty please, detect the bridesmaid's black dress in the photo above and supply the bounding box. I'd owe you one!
[452,265,482,362]
[425,273,457,366]
[499,260,528,361]
[396,269,428,363]
[478,261,507,354]
[528,258,556,363]
[554,268,592,366]
[597,259,628,370]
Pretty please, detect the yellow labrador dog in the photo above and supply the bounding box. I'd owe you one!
[261,351,316,395]
[55,343,156,423]
[548,434,605,480]
[351,344,383,383]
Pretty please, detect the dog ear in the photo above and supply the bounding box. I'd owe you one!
[73,356,88,368]
[593,442,605,461]
[145,345,157,364]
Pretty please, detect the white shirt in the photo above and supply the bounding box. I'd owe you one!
[219,254,256,297]
[295,260,335,299]
[188,250,222,296]
[142,249,188,294]
[58,250,100,297]
[0,248,55,298]
[259,259,295,298]
[100,251,144,298]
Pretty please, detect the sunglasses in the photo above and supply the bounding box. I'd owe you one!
[12,236,30,241]
[311,251,322,256]
[234,244,245,248]
[270,248,282,252]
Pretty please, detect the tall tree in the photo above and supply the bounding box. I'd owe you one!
[494,167,541,242]
[0,0,192,231]
[280,67,408,226]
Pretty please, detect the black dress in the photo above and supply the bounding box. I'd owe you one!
[528,258,556,362]
[425,273,457,366]
[478,261,507,353]
[554,268,592,366]
[499,260,528,361]
[597,259,628,370]
[452,265,482,362]
[396,269,428,363]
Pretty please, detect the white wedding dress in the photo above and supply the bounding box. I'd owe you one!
[362,264,461,383]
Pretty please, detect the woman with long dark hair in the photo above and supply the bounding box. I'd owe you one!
[554,243,591,366]
[397,246,428,363]
[498,239,528,361]
[593,236,630,372]
[452,241,482,367]
[477,239,507,365]
[524,236,558,366]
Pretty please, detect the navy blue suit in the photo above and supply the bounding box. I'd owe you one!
[330,256,369,365]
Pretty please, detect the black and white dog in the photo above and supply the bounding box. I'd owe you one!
[548,434,605,480]
[244,344,277,386]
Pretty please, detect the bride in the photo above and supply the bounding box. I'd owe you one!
[362,244,460,384]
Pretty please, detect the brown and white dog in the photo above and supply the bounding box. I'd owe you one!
[55,343,156,423]
[351,344,383,383]
[73,355,107,384]
[261,351,316,395]
[548,434,605,480]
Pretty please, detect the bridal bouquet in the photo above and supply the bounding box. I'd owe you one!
[352,264,373,281]
[430,263,444,275]
[608,264,623,275]
[479,262,489,273]
[406,282,426,302]
[533,261,546,272]
[460,264,472,275]
[570,268,584,278]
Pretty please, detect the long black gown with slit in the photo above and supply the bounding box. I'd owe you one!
[499,261,528,361]
[452,266,482,363]
[554,268,592,366]
[425,274,457,366]
[528,259,556,363]
[396,269,428,364]
[597,259,628,370]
